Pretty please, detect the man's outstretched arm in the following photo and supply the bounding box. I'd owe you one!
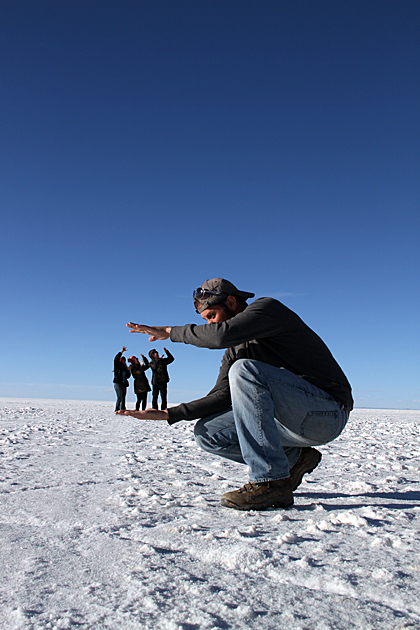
[127,322,172,342]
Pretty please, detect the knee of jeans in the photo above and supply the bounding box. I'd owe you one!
[194,421,212,453]
[228,358,257,385]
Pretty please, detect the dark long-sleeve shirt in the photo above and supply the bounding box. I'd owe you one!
[167,297,353,424]
[149,350,175,385]
[113,352,130,386]
[130,358,151,394]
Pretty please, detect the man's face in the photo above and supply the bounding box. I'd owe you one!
[152,351,159,360]
[200,304,233,324]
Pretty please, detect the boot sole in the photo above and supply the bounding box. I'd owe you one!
[220,497,294,511]
[291,449,322,491]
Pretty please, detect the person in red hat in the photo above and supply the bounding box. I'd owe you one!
[127,354,151,411]
[117,278,353,512]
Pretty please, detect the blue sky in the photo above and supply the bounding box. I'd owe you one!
[1,0,419,409]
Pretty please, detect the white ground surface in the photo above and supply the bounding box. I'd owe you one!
[0,398,419,630]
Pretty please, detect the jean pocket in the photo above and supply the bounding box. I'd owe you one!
[300,411,341,444]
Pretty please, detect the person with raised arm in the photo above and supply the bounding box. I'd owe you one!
[113,346,130,412]
[147,347,174,410]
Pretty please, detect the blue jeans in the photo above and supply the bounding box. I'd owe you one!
[114,383,127,411]
[194,359,349,483]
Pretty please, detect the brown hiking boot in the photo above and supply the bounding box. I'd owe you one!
[220,478,294,511]
[289,447,322,491]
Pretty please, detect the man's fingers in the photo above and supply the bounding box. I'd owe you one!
[126,322,169,341]
[127,322,147,334]
[127,323,152,333]
[115,409,168,421]
[126,322,150,332]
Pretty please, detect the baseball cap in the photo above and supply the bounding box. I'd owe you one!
[193,278,255,313]
[128,356,136,362]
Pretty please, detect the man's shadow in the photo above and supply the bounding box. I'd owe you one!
[293,488,420,512]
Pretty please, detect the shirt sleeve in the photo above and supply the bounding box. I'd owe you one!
[164,350,175,365]
[169,298,287,350]
[114,352,122,370]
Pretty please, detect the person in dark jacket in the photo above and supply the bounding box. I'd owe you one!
[128,354,151,411]
[113,346,131,412]
[117,278,353,512]
[148,348,174,410]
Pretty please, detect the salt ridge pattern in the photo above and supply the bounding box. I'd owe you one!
[0,399,419,629]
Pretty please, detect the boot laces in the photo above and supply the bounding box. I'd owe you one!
[239,481,266,493]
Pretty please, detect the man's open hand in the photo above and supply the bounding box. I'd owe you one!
[126,323,172,342]
[115,408,169,421]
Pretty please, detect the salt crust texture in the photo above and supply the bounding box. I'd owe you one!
[0,398,419,630]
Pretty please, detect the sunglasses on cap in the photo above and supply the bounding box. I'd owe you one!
[193,288,226,302]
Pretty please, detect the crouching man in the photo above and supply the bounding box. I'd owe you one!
[116,278,353,511]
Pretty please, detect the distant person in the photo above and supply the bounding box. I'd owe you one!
[128,354,151,411]
[148,348,174,410]
[113,346,131,412]
[117,278,353,512]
